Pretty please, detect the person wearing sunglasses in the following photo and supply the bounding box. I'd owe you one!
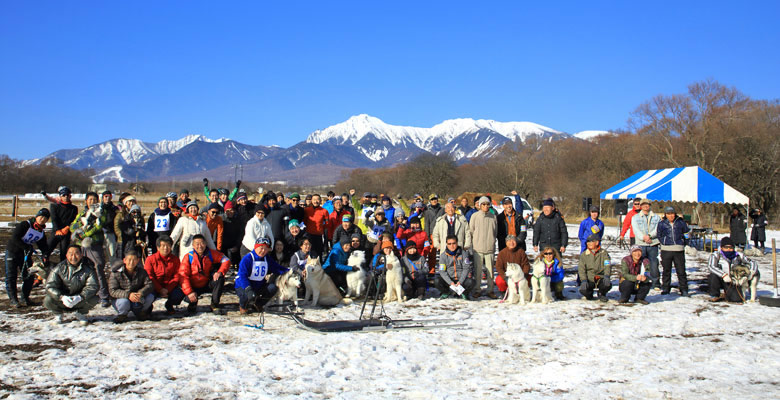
[435,235,475,300]
[619,198,642,246]
[205,203,224,252]
[534,246,566,300]
[707,236,759,302]
[286,192,305,223]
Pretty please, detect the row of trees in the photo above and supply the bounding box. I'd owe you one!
[0,156,93,194]
[337,80,779,218]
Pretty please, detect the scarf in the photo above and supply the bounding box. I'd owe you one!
[721,249,737,260]
[445,247,458,256]
[543,258,558,276]
[154,207,171,216]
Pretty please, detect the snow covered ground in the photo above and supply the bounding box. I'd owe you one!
[1,226,779,399]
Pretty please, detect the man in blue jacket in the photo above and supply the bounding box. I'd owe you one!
[235,237,288,313]
[578,206,605,254]
[657,206,691,296]
[323,237,359,296]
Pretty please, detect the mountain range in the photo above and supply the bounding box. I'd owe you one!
[25,115,611,185]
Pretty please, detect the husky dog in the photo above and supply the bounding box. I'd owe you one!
[731,264,760,302]
[383,253,405,303]
[303,257,343,307]
[504,263,530,305]
[72,204,103,248]
[274,269,302,308]
[346,250,369,298]
[530,260,553,304]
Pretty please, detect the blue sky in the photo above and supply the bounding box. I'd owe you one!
[2,1,778,159]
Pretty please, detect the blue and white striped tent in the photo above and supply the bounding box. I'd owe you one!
[600,166,749,204]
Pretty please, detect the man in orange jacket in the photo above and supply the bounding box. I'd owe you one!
[179,234,231,315]
[304,194,330,258]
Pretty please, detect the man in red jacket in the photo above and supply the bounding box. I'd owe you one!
[619,198,642,246]
[179,234,231,315]
[143,235,183,315]
[304,194,330,258]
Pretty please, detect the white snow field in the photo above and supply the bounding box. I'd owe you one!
[1,226,779,399]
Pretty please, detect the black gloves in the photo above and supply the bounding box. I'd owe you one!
[235,180,242,188]
[203,178,209,186]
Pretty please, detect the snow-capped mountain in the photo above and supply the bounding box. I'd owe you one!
[26,115,606,185]
[26,134,228,171]
[306,114,566,161]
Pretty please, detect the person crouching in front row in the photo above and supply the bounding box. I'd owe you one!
[235,237,288,314]
[108,250,154,323]
[436,235,475,300]
[618,245,652,305]
[43,244,99,325]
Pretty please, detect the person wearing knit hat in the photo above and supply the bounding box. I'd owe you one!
[322,234,358,296]
[331,211,360,248]
[657,205,691,296]
[618,245,652,304]
[578,205,605,254]
[399,239,428,299]
[578,231,612,302]
[234,235,288,314]
[631,196,661,290]
[707,236,759,302]
[396,216,432,260]
[5,206,52,307]
[147,195,176,255]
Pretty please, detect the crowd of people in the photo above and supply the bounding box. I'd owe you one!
[2,180,765,326]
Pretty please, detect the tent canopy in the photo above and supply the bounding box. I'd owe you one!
[600,166,749,204]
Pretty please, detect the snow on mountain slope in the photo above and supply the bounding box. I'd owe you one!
[152,134,227,154]
[573,130,612,141]
[92,166,126,183]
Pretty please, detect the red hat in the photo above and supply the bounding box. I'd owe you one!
[224,201,234,210]
[254,237,271,249]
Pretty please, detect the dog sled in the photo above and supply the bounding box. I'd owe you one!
[288,269,468,333]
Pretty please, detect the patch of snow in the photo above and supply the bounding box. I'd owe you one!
[573,130,612,141]
[92,166,126,183]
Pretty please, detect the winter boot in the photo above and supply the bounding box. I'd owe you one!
[415,287,425,300]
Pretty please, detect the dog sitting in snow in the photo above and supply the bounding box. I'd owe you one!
[303,257,344,307]
[273,269,301,309]
[731,263,760,302]
[530,259,553,304]
[382,252,406,303]
[71,204,103,248]
[503,263,530,305]
[346,250,369,298]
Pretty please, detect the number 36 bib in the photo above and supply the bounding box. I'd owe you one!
[250,260,268,281]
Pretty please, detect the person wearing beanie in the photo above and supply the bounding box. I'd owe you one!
[398,239,428,299]
[578,233,612,302]
[204,202,225,252]
[495,235,532,298]
[366,207,392,249]
[533,198,568,256]
[618,245,652,304]
[241,205,274,257]
[469,196,498,298]
[327,196,350,242]
[46,185,79,262]
[147,196,177,255]
[707,236,759,302]
[323,236,358,296]
[631,198,661,290]
[657,205,691,296]
[396,216,432,258]
[423,193,444,238]
[170,201,217,257]
[5,208,51,307]
[235,237,288,314]
[176,189,191,209]
[332,213,360,249]
[578,206,605,254]
[221,200,244,267]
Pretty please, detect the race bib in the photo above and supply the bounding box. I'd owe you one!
[591,225,601,234]
[521,225,527,232]
[154,214,171,232]
[21,227,44,245]
[368,225,385,241]
[249,260,268,282]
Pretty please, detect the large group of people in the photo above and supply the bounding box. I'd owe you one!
[2,181,766,326]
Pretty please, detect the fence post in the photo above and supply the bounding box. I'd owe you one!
[12,195,18,223]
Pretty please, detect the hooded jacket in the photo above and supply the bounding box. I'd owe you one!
[179,249,230,295]
[170,213,217,256]
[143,251,180,294]
[242,216,274,251]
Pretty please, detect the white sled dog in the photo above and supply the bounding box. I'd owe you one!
[346,250,369,299]
[383,252,405,303]
[303,257,344,307]
[273,269,301,308]
[530,260,553,304]
[504,263,530,305]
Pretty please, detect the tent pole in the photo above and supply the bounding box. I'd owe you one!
[745,202,751,250]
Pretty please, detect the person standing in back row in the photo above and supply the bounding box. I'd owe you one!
[729,207,747,249]
[657,206,690,296]
[469,196,497,299]
[46,186,79,262]
[533,199,568,255]
[631,199,661,290]
[619,198,642,246]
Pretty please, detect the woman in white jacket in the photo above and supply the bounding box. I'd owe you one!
[170,202,216,256]
[241,206,274,256]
